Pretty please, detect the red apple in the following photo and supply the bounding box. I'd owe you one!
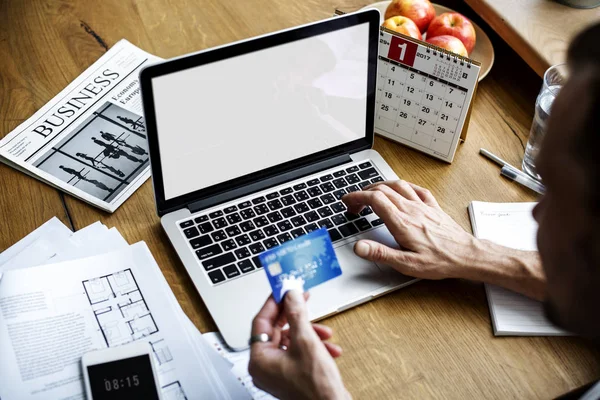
[384,0,436,33]
[426,12,477,54]
[426,35,468,57]
[382,16,422,41]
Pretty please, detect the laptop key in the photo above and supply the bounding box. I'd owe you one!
[347,185,359,193]
[280,187,293,195]
[346,174,360,184]
[240,209,256,220]
[331,214,347,226]
[234,247,251,259]
[277,233,293,243]
[196,243,223,260]
[331,202,346,213]
[359,161,372,169]
[308,198,323,209]
[280,195,296,206]
[355,218,371,231]
[290,227,306,238]
[254,204,269,215]
[190,234,212,249]
[183,226,200,238]
[195,215,209,223]
[346,166,359,173]
[252,256,263,269]
[225,226,241,237]
[317,206,333,218]
[317,219,334,229]
[267,211,283,223]
[320,182,335,193]
[264,238,279,249]
[253,216,269,227]
[328,228,343,242]
[267,199,283,210]
[208,269,226,284]
[293,191,309,201]
[263,225,279,237]
[249,242,265,254]
[252,196,266,204]
[305,211,319,222]
[359,206,374,216]
[332,178,347,189]
[266,192,279,200]
[240,221,256,232]
[222,239,237,251]
[280,207,296,218]
[223,264,241,279]
[345,212,360,221]
[371,177,384,183]
[320,194,335,205]
[358,168,379,180]
[213,217,227,229]
[358,181,371,189]
[277,220,293,231]
[211,230,227,241]
[333,170,346,177]
[180,220,193,228]
[209,210,223,218]
[249,229,266,241]
[333,189,347,200]
[339,223,359,237]
[202,252,236,271]
[226,213,242,224]
[238,259,255,273]
[307,187,322,197]
[235,234,251,246]
[294,202,310,213]
[198,222,214,234]
[224,205,238,214]
[320,174,333,182]
[291,215,307,227]
[372,218,384,226]
[307,178,320,186]
[305,223,319,233]
[238,201,252,209]
[293,183,307,190]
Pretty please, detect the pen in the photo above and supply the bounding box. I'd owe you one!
[479,148,511,168]
[501,164,546,195]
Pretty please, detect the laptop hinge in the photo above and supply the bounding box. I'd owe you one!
[188,153,352,214]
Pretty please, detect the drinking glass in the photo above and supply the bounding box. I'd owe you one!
[522,63,569,181]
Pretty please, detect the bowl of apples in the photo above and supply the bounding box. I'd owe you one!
[361,0,495,81]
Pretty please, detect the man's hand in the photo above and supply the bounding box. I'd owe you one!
[249,291,350,400]
[342,180,545,300]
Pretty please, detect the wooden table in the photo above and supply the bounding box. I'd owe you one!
[464,0,600,76]
[1,0,599,398]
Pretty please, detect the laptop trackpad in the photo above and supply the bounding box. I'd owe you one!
[307,241,388,317]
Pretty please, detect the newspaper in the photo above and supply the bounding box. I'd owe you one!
[0,39,161,212]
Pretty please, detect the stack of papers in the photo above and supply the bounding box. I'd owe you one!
[0,217,252,399]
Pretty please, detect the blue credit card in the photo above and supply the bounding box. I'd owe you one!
[259,228,342,303]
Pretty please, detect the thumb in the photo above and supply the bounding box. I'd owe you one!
[283,289,312,337]
[354,240,397,264]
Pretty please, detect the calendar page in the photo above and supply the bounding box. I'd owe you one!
[375,29,481,163]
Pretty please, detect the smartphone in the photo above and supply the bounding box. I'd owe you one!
[82,341,163,400]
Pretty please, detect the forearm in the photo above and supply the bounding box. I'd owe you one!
[462,238,546,301]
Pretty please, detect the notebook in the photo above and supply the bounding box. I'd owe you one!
[468,201,569,336]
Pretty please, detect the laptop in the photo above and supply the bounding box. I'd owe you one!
[140,9,418,350]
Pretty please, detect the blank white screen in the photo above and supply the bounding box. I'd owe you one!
[152,23,370,200]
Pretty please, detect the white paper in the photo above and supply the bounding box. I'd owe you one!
[469,201,569,336]
[0,243,225,399]
[0,40,162,212]
[203,332,277,400]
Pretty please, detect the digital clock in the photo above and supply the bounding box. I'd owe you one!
[82,342,162,400]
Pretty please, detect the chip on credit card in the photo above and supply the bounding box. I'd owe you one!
[259,228,342,303]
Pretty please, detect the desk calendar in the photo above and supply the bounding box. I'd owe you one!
[376,28,481,162]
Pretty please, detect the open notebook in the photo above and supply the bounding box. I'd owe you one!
[468,201,569,336]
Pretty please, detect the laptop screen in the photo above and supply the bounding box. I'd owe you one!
[151,22,370,201]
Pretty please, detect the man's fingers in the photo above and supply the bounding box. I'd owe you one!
[312,323,333,340]
[324,341,343,358]
[342,190,407,239]
[274,292,309,329]
[385,180,422,202]
[407,182,440,208]
[283,289,313,338]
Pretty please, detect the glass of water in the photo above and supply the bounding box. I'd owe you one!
[522,63,569,181]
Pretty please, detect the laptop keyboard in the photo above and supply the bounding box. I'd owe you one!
[178,161,385,285]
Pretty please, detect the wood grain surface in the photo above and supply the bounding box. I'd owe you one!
[1,0,599,398]
[464,0,600,77]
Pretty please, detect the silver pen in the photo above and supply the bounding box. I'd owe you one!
[479,148,546,195]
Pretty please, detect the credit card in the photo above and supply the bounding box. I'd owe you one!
[259,228,342,303]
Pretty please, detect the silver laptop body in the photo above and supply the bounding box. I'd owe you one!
[140,9,417,350]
